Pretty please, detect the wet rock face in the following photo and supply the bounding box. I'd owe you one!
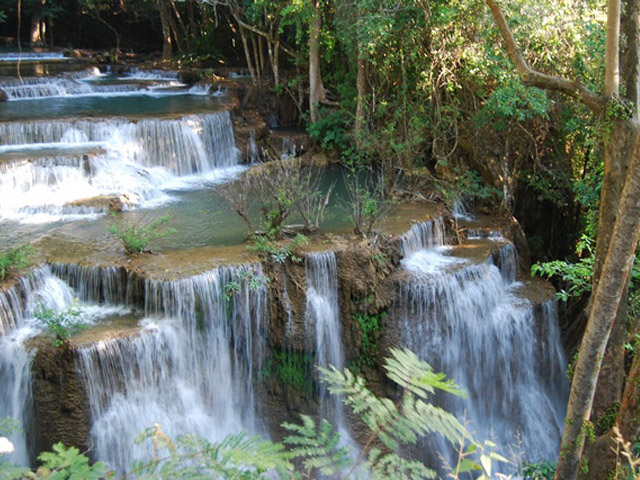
[0,89,7,102]
[29,338,91,462]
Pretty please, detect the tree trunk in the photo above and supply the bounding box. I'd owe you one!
[590,121,636,421]
[30,0,45,46]
[158,0,173,61]
[581,2,640,476]
[238,25,258,87]
[309,0,323,123]
[555,125,640,480]
[92,14,121,61]
[355,52,367,150]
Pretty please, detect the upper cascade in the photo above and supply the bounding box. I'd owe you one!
[0,111,240,223]
[0,52,66,61]
[0,68,208,100]
[0,112,237,173]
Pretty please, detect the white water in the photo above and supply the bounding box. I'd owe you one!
[0,265,83,465]
[401,218,445,257]
[396,223,568,466]
[0,68,209,100]
[0,327,38,465]
[0,52,65,61]
[0,112,241,223]
[305,251,353,445]
[77,264,267,473]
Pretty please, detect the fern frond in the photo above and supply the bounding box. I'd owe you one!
[283,415,351,476]
[133,430,289,479]
[384,348,466,399]
[371,453,438,480]
[363,448,438,480]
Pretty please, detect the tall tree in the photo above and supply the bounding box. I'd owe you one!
[486,1,640,479]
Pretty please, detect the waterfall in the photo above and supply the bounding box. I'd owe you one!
[0,327,38,466]
[0,112,240,222]
[401,218,445,257]
[0,52,65,61]
[0,68,208,100]
[395,238,568,466]
[497,242,518,284]
[76,264,267,472]
[49,263,129,305]
[305,251,350,434]
[0,264,80,466]
[0,112,238,173]
[0,265,67,335]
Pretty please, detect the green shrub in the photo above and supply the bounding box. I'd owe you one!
[0,245,34,281]
[248,234,308,264]
[34,302,89,347]
[352,310,386,370]
[522,460,556,480]
[270,349,312,392]
[108,215,175,255]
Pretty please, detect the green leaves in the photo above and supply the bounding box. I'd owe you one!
[34,301,88,347]
[531,235,595,301]
[0,245,34,282]
[131,429,290,479]
[283,415,352,476]
[108,215,175,255]
[37,443,108,480]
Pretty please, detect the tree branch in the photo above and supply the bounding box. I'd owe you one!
[485,0,606,114]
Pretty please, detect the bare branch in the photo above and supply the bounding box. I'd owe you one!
[485,0,606,114]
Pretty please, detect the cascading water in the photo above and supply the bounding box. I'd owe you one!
[305,251,350,436]
[0,68,207,100]
[395,221,568,467]
[76,264,267,472]
[0,328,37,466]
[401,218,445,256]
[0,111,241,222]
[0,52,66,61]
[0,112,237,172]
[0,265,79,466]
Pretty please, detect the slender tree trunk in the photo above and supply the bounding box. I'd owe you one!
[309,0,323,123]
[238,25,258,87]
[30,0,45,46]
[268,37,280,88]
[186,0,197,35]
[355,51,367,150]
[168,0,188,51]
[158,0,173,61]
[251,34,262,86]
[92,13,121,61]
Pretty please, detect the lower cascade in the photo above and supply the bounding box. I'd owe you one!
[76,264,267,472]
[305,251,346,427]
[0,219,569,474]
[395,231,568,466]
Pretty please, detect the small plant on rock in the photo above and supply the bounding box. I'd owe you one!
[108,215,175,255]
[0,245,34,281]
[34,301,88,347]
